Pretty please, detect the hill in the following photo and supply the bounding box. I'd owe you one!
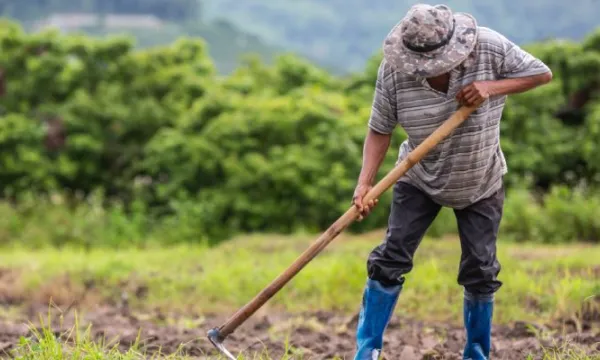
[202,0,600,72]
[0,0,280,74]
[83,19,281,74]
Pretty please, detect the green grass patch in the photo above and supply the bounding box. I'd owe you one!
[0,233,598,326]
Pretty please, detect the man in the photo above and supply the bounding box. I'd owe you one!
[352,4,552,360]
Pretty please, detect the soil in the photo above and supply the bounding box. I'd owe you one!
[0,303,597,359]
[0,269,597,359]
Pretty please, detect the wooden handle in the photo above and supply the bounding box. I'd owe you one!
[216,104,479,338]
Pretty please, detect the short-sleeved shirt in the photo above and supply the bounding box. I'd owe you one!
[368,26,551,209]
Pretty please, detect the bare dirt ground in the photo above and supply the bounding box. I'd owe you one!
[0,302,597,359]
[0,268,597,359]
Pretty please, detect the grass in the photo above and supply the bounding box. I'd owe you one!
[11,324,600,360]
[12,324,322,360]
[1,231,598,324]
[11,317,191,360]
[0,231,599,359]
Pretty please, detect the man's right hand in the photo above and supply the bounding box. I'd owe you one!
[352,183,378,221]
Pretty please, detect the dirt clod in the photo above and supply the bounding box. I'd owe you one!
[399,345,419,360]
[0,304,595,359]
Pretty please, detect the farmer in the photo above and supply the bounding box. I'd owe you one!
[351,4,552,360]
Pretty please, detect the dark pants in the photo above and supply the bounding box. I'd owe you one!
[367,181,504,296]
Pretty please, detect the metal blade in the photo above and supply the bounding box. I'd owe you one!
[207,328,237,360]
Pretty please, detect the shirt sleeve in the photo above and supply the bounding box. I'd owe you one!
[367,59,398,135]
[495,32,552,79]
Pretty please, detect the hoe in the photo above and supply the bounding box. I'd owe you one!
[207,104,481,359]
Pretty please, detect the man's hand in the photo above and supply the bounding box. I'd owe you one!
[352,183,378,221]
[456,73,553,107]
[456,81,493,106]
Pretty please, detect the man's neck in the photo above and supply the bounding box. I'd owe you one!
[426,73,451,93]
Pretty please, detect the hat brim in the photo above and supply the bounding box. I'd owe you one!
[383,12,478,78]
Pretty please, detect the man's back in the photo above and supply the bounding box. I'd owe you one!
[368,26,551,209]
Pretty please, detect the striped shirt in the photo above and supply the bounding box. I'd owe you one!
[368,27,551,209]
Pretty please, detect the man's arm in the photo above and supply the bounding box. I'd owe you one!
[357,129,392,186]
[457,31,553,105]
[353,59,397,220]
[488,72,552,96]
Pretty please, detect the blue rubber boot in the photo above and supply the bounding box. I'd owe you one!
[354,278,402,360]
[463,291,494,360]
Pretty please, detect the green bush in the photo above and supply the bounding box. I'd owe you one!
[499,184,600,243]
[0,20,599,245]
[3,184,600,249]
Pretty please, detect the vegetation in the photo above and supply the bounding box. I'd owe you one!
[2,233,600,358]
[203,0,600,72]
[3,234,598,322]
[1,0,278,74]
[0,20,599,246]
[0,5,598,359]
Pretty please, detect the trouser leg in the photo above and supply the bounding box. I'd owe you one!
[367,181,442,286]
[454,185,505,360]
[354,181,441,360]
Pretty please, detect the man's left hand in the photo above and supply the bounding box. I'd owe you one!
[456,81,493,106]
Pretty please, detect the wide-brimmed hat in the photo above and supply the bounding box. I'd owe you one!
[383,3,478,78]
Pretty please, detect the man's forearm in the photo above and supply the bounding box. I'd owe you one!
[358,129,392,185]
[490,72,552,96]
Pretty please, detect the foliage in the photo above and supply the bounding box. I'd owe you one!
[3,184,600,248]
[202,0,600,72]
[1,0,278,74]
[0,20,599,245]
[501,185,600,243]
